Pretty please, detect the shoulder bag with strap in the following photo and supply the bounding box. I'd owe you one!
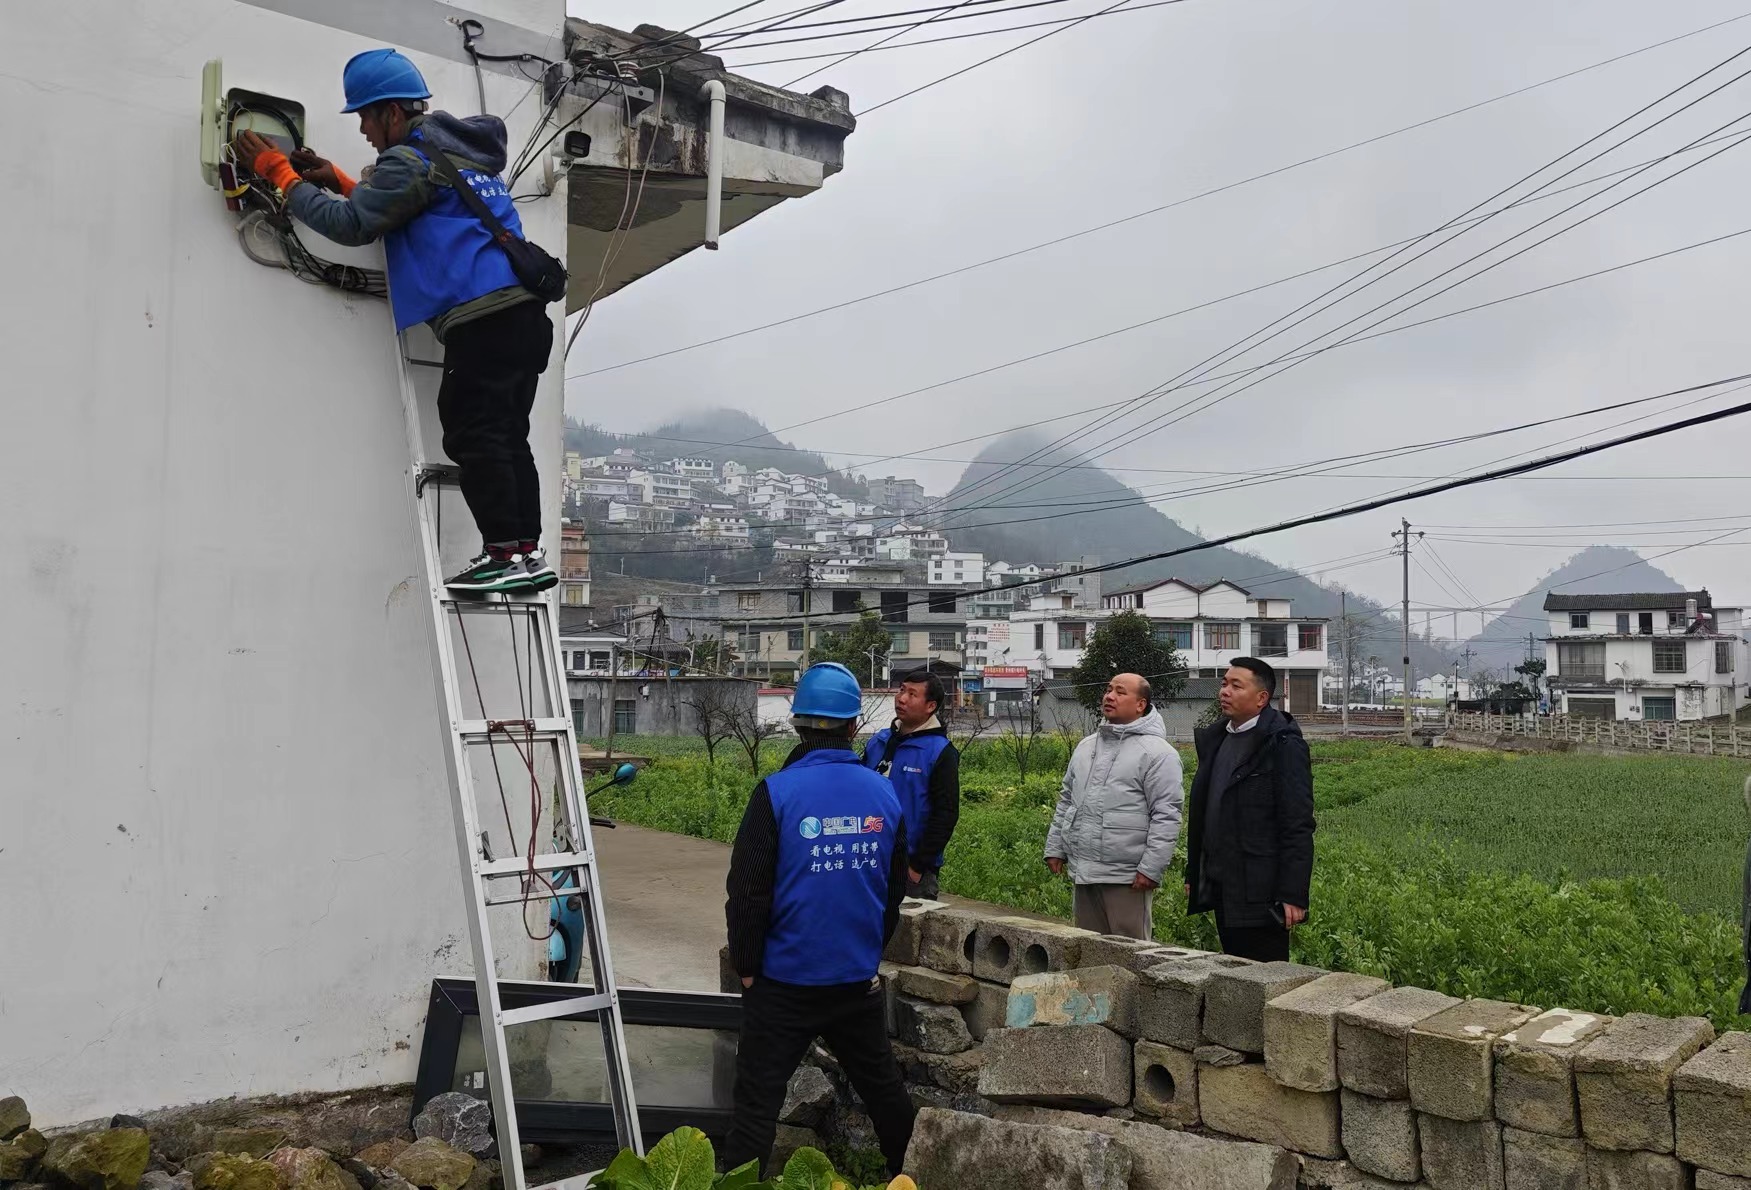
[425,144,568,304]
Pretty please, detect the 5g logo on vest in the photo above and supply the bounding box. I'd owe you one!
[799,815,886,839]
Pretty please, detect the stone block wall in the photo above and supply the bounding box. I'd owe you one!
[735,900,1751,1189]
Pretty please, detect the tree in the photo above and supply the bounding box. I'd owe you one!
[679,682,738,765]
[1065,611,1186,713]
[997,695,1045,780]
[686,631,737,675]
[726,704,784,775]
[810,606,892,688]
[1514,657,1547,698]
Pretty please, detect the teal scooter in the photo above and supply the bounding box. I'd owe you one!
[547,762,637,982]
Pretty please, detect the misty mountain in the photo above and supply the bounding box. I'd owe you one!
[944,430,1455,674]
[1463,546,1686,670]
[564,407,866,499]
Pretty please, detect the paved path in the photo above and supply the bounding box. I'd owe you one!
[596,823,1055,991]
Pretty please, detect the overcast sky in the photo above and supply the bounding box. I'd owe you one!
[560,0,1751,621]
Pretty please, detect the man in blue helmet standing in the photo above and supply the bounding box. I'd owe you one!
[230,49,557,594]
[723,662,916,1179]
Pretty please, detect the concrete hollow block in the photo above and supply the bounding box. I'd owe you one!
[1198,1061,1343,1160]
[1075,935,1212,975]
[1138,953,1256,1051]
[1674,1031,1751,1177]
[1336,986,1462,1100]
[1340,1089,1420,1183]
[1575,1013,1714,1154]
[1407,998,1539,1121]
[1696,1172,1751,1190]
[977,1025,1134,1109]
[1502,1126,1585,1190]
[1202,961,1325,1056]
[1263,972,1392,1093]
[1417,1113,1505,1190]
[917,908,981,975]
[903,1107,1132,1190]
[894,965,980,1006]
[1583,1147,1689,1190]
[1493,1008,1613,1138]
[1006,965,1141,1037]
[993,1106,1297,1190]
[973,916,1090,985]
[1132,1040,1199,1127]
[962,979,1009,1043]
[884,900,946,967]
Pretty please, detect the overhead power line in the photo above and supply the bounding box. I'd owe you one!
[568,10,1751,381]
[629,214,1751,479]
[935,46,1751,523]
[654,373,1751,624]
[785,0,989,88]
[580,376,1745,542]
[855,0,1155,116]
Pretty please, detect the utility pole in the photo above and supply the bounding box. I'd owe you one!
[1392,518,1422,742]
[1341,591,1351,736]
[799,562,813,671]
[604,641,619,761]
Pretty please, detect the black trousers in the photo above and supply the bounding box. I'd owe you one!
[436,301,553,547]
[723,976,915,1177]
[1216,915,1291,962]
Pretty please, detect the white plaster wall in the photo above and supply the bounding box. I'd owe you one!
[1199,584,1252,618]
[0,0,571,1124]
[1139,583,1200,617]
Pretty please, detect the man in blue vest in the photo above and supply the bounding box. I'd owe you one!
[230,48,556,594]
[863,669,960,900]
[723,662,915,1178]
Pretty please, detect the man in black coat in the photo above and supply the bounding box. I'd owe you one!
[1184,657,1316,962]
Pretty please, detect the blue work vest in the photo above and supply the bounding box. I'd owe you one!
[863,728,953,869]
[763,749,904,986]
[383,132,525,331]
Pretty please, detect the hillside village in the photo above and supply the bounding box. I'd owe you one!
[553,445,1751,732]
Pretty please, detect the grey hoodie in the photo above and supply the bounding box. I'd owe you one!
[1045,710,1184,886]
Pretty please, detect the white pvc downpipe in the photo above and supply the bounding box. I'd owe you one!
[699,79,726,250]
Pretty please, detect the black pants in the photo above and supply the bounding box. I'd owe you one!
[724,976,915,1177]
[436,301,552,547]
[1217,915,1291,962]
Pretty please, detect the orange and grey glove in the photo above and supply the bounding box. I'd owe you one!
[231,130,303,194]
[251,148,303,194]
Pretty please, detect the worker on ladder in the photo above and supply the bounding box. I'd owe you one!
[723,662,917,1179]
[230,49,557,594]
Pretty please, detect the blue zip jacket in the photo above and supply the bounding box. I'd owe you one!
[285,111,526,332]
[755,748,904,986]
[863,721,959,872]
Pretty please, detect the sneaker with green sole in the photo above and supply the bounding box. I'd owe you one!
[445,552,531,593]
[519,548,558,591]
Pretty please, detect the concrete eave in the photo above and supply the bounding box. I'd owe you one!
[559,19,855,312]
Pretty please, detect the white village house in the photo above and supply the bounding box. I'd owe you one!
[1099,577,1329,714]
[1543,591,1749,721]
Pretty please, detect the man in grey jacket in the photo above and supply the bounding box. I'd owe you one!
[1044,673,1184,939]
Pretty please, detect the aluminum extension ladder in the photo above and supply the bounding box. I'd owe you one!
[392,329,642,1188]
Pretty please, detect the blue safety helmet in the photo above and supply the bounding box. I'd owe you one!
[340,48,432,113]
[791,662,863,721]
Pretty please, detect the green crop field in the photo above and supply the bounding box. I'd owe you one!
[588,734,1751,1029]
